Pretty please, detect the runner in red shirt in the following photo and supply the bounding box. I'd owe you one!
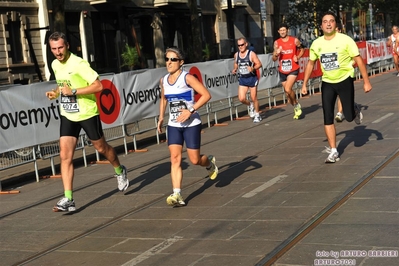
[272,23,305,119]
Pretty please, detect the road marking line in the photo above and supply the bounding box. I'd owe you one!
[242,174,287,198]
[372,113,394,123]
[374,176,399,179]
[122,236,182,266]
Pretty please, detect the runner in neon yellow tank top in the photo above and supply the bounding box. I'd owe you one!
[45,32,129,212]
[301,11,372,164]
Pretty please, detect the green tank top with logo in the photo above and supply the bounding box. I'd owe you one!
[309,33,359,83]
[52,53,100,122]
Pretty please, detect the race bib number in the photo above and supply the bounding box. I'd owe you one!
[239,65,250,75]
[61,95,80,113]
[320,53,339,71]
[169,100,187,122]
[281,59,293,72]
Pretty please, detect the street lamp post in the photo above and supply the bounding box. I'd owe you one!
[226,0,235,54]
[369,3,373,40]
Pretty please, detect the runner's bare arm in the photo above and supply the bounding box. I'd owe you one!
[251,52,262,71]
[272,40,282,62]
[353,55,372,93]
[301,59,315,95]
[295,38,305,61]
[60,79,103,96]
[232,53,238,74]
[157,78,168,133]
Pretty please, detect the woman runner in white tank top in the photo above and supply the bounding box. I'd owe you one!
[157,47,219,207]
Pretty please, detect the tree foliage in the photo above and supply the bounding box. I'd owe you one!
[356,0,399,34]
[121,44,141,70]
[285,0,398,37]
[285,0,355,32]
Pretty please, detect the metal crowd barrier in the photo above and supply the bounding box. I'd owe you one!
[94,125,128,162]
[124,116,159,151]
[208,99,232,125]
[0,146,39,182]
[39,135,87,176]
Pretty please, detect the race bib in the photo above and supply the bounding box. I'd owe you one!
[239,65,251,75]
[61,95,80,113]
[169,100,187,122]
[281,59,293,72]
[320,53,339,71]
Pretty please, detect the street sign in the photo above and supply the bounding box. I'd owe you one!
[260,0,267,21]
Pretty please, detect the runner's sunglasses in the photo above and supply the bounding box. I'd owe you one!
[165,57,181,62]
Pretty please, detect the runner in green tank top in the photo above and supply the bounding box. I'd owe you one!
[45,32,129,212]
[301,11,372,163]
[51,52,99,121]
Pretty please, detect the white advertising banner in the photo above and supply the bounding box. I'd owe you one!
[366,40,392,64]
[121,68,166,124]
[0,43,384,154]
[258,54,280,89]
[0,54,280,153]
[0,81,60,152]
[184,54,280,100]
[184,59,237,100]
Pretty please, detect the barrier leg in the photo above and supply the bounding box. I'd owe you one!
[267,89,272,109]
[82,146,87,167]
[50,157,56,176]
[131,135,148,152]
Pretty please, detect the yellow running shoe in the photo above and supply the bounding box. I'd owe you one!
[293,103,302,119]
[166,193,185,207]
[207,155,218,180]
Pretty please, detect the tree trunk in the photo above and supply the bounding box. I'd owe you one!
[272,0,280,42]
[151,13,165,68]
[188,0,202,62]
[52,0,66,33]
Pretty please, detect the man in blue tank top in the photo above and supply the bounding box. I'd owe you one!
[232,37,263,123]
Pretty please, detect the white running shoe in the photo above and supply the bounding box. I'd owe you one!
[53,197,76,212]
[253,115,262,123]
[249,103,255,118]
[354,104,363,125]
[325,150,340,163]
[116,165,129,192]
[335,112,343,122]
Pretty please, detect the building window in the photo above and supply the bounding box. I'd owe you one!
[6,12,24,64]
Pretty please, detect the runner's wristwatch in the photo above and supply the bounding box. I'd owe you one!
[71,89,77,95]
[188,106,196,114]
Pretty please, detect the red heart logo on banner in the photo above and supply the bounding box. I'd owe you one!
[101,94,114,112]
[96,79,121,124]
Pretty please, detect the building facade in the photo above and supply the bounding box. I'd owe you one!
[0,0,276,84]
[0,0,47,84]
